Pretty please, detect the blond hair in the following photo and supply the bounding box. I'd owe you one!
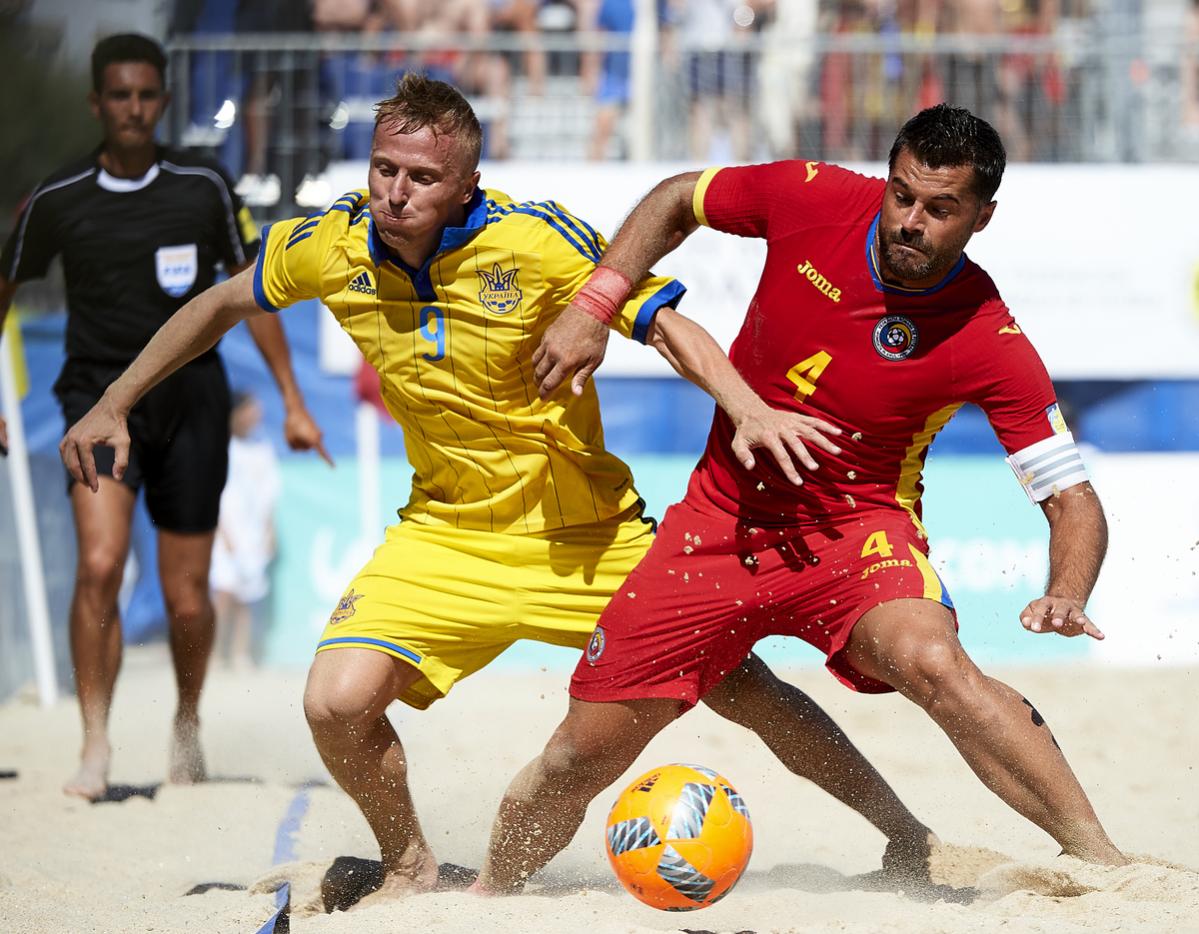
[374,73,483,172]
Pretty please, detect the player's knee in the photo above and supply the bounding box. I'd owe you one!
[75,546,124,597]
[163,587,212,629]
[894,638,976,710]
[539,731,628,793]
[303,682,373,739]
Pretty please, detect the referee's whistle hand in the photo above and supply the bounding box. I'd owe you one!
[284,407,334,466]
[59,401,130,493]
[533,305,609,400]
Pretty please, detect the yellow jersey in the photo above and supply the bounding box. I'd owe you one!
[253,187,685,533]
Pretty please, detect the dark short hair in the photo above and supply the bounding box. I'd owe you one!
[374,73,483,173]
[91,33,167,93]
[888,104,1006,203]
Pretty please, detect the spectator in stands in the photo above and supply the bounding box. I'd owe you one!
[581,0,634,159]
[673,0,767,162]
[378,0,514,158]
[488,0,549,96]
[1183,0,1199,150]
[757,0,817,158]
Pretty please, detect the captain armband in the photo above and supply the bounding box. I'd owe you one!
[1006,432,1089,504]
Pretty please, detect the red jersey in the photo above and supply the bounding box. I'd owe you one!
[688,160,1063,533]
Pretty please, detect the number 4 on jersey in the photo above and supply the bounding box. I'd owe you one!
[786,351,832,403]
[861,530,893,559]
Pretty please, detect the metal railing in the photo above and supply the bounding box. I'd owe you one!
[165,29,1198,216]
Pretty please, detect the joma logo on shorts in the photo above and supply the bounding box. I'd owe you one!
[796,259,842,303]
[860,558,912,580]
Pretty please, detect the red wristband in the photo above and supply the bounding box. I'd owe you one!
[572,266,633,326]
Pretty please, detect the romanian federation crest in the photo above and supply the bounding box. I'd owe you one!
[477,263,522,314]
[872,315,919,361]
[328,589,364,625]
[586,626,606,664]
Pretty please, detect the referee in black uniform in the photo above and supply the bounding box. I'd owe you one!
[0,34,329,800]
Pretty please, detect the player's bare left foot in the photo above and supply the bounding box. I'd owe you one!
[881,829,939,883]
[168,713,206,784]
[63,737,111,800]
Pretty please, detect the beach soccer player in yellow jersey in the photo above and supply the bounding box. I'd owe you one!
[62,74,940,900]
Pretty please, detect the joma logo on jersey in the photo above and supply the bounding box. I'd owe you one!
[796,259,842,303]
[347,271,376,295]
[478,263,522,314]
[860,558,913,580]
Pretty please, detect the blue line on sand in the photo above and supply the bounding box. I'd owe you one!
[255,784,315,934]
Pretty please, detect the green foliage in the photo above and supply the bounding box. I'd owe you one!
[0,11,96,231]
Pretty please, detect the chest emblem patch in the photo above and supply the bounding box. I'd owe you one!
[478,263,522,315]
[155,244,198,298]
[872,315,919,361]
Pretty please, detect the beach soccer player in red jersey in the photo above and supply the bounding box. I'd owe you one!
[473,104,1126,892]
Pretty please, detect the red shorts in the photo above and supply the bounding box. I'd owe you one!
[571,500,956,708]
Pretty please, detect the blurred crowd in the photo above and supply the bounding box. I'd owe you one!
[167,0,1194,208]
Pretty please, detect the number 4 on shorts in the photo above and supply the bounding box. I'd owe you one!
[861,530,893,559]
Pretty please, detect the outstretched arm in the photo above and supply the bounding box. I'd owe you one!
[534,172,702,398]
[646,307,841,483]
[244,312,331,465]
[1020,481,1108,639]
[60,266,260,490]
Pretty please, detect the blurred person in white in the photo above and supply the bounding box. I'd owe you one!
[757,0,816,157]
[211,392,281,671]
[672,0,770,161]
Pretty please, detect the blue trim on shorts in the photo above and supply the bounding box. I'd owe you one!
[318,636,422,664]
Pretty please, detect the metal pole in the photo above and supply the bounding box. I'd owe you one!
[629,0,659,160]
[0,325,57,707]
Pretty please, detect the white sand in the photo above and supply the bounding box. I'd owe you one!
[0,647,1196,933]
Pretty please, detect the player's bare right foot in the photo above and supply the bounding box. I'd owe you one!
[168,714,206,785]
[63,739,110,800]
[350,853,440,908]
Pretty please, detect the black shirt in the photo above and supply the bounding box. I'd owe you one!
[1,145,259,366]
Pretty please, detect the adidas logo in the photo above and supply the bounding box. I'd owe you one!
[348,271,376,295]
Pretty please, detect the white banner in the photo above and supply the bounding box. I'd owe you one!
[321,161,1199,379]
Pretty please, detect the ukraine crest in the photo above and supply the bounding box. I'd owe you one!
[477,263,522,314]
[328,589,364,625]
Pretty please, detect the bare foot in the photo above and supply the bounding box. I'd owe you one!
[168,716,206,785]
[882,830,939,883]
[63,739,110,800]
[351,857,440,909]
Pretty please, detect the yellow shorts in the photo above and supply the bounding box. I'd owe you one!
[315,504,656,709]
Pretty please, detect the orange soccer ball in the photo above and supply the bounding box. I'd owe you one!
[604,763,753,911]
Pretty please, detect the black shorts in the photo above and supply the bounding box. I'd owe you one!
[55,354,231,533]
